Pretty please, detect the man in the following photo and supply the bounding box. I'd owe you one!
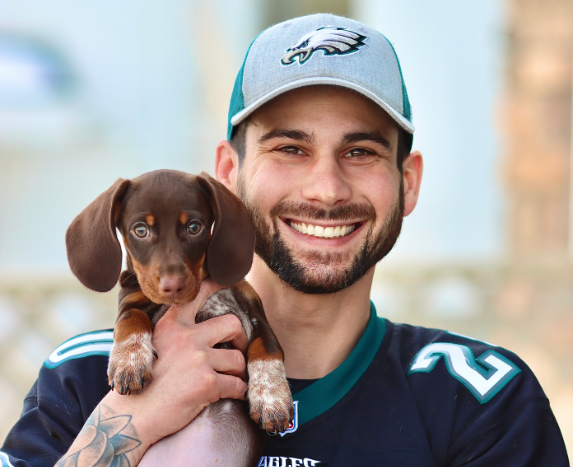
[1,13,568,467]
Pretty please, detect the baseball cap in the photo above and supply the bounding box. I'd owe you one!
[227,13,414,140]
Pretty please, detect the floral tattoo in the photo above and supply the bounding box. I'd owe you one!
[56,404,141,467]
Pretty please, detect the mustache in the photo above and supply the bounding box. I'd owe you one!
[269,201,377,222]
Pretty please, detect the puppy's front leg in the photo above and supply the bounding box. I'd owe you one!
[196,280,293,433]
[232,282,294,434]
[108,270,160,394]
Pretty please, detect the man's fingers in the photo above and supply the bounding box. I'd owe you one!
[216,373,248,401]
[210,348,247,379]
[197,314,249,353]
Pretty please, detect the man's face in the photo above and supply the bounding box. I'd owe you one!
[235,86,406,294]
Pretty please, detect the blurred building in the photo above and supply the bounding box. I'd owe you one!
[0,0,571,455]
[501,0,573,447]
[373,0,573,451]
[504,0,572,259]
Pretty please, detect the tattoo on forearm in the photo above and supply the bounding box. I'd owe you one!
[56,404,141,467]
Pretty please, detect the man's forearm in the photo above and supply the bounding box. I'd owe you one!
[56,402,146,467]
[54,304,249,467]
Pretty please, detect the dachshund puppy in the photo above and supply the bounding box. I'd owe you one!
[65,170,293,458]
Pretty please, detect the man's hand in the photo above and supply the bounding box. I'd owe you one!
[56,280,249,466]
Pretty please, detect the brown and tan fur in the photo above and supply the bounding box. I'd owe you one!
[65,170,293,463]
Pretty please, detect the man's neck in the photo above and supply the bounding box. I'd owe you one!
[246,256,374,379]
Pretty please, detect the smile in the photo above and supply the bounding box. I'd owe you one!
[288,221,357,238]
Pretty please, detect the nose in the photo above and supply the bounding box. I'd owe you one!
[301,155,352,206]
[159,275,186,299]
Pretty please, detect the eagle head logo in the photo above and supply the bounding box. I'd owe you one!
[281,26,367,66]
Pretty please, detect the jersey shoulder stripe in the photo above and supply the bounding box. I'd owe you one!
[44,329,113,369]
[0,451,16,467]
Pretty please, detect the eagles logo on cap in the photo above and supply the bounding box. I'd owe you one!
[281,26,367,66]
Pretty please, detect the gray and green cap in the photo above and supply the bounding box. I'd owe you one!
[227,13,414,140]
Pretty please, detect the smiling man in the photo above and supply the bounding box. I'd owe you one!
[229,86,406,297]
[1,13,569,467]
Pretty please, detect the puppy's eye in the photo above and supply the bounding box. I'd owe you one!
[187,221,202,235]
[133,223,149,238]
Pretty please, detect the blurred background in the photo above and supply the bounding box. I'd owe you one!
[0,0,572,454]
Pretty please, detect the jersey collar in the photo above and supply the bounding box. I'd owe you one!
[291,302,386,427]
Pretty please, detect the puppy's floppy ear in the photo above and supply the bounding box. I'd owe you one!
[197,172,255,286]
[66,178,130,292]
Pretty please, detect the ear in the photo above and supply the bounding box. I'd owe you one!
[402,150,423,217]
[197,172,255,286]
[65,178,131,292]
[215,139,240,194]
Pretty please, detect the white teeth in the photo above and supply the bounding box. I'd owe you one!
[289,221,357,238]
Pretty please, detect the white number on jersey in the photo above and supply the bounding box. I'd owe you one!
[408,343,521,403]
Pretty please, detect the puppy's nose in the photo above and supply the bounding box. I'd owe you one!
[159,275,185,299]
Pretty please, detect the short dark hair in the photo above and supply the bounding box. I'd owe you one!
[397,129,413,172]
[229,120,413,172]
[229,118,249,165]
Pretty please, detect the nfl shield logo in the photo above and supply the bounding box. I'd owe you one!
[279,400,298,436]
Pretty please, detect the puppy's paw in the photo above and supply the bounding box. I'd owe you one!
[107,332,157,395]
[247,359,294,434]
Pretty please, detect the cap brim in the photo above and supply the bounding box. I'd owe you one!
[230,77,415,134]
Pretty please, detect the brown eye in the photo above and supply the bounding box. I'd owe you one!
[187,221,202,235]
[133,223,149,238]
[345,148,372,158]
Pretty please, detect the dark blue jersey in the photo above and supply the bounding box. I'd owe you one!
[1,305,569,466]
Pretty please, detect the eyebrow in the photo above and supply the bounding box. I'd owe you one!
[258,128,314,144]
[341,131,392,149]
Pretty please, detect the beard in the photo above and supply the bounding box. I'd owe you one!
[237,177,404,295]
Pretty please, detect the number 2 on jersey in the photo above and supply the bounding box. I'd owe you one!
[408,342,521,403]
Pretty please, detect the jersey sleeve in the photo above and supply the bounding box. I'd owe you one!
[447,396,568,467]
[404,328,569,467]
[1,331,112,467]
[0,380,84,467]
